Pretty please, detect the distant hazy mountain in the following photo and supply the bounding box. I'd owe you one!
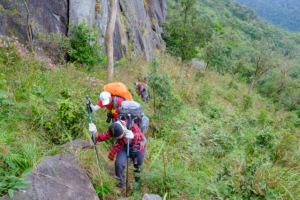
[234,0,300,32]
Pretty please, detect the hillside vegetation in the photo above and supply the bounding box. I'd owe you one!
[234,0,300,32]
[1,0,300,199]
[164,0,300,113]
[1,37,300,199]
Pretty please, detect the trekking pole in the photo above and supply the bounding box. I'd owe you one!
[126,114,132,198]
[85,96,101,167]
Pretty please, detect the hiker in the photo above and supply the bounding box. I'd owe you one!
[88,120,146,191]
[135,77,150,103]
[184,71,190,77]
[86,91,125,123]
[86,82,133,123]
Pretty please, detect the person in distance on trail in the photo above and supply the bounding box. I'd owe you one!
[88,120,147,191]
[135,77,150,103]
[184,71,190,78]
[86,92,125,123]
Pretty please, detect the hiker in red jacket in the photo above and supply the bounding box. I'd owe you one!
[86,91,125,122]
[89,120,147,190]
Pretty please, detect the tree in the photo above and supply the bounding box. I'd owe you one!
[148,58,182,117]
[282,86,300,111]
[203,34,232,73]
[248,42,277,93]
[214,21,223,33]
[162,0,213,64]
[106,0,118,82]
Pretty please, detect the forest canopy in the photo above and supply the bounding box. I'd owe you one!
[234,0,300,32]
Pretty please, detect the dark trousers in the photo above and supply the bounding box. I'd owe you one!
[142,95,148,103]
[115,148,145,188]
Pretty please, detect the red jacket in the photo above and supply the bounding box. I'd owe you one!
[92,121,145,161]
[97,96,125,118]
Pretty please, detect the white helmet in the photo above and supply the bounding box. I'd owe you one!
[100,92,111,106]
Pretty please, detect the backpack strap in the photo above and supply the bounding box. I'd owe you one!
[114,96,119,108]
[113,96,125,108]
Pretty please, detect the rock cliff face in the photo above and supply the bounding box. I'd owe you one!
[0,0,166,60]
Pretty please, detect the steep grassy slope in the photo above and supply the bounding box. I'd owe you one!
[1,39,300,199]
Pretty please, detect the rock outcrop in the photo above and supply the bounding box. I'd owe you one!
[0,0,166,60]
[0,152,99,200]
[0,0,69,45]
[60,138,94,151]
[190,59,206,69]
[0,153,99,200]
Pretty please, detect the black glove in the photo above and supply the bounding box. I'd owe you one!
[86,99,93,113]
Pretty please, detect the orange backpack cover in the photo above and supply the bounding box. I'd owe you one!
[103,82,133,101]
[137,82,143,94]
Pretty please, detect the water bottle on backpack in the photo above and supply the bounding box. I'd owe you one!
[142,116,149,133]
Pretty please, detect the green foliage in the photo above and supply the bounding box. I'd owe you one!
[142,159,199,198]
[196,83,212,108]
[202,34,232,72]
[210,156,280,199]
[235,0,300,32]
[95,185,110,197]
[56,92,86,139]
[0,36,25,65]
[162,0,213,62]
[209,132,236,157]
[257,110,271,126]
[214,21,222,33]
[255,128,274,151]
[242,94,254,110]
[59,20,107,67]
[208,106,224,119]
[148,58,182,117]
[0,89,15,120]
[0,160,34,198]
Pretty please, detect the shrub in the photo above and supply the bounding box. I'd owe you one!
[0,35,28,65]
[148,58,182,117]
[59,20,107,67]
[209,132,236,157]
[255,128,275,152]
[196,83,213,108]
[258,110,272,126]
[227,80,239,90]
[242,94,254,110]
[56,95,86,140]
[0,89,15,120]
[208,106,224,119]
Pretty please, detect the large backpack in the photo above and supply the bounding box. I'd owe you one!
[103,82,133,101]
[134,82,143,95]
[118,101,149,133]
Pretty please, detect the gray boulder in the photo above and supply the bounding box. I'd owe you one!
[142,193,162,200]
[60,139,94,151]
[0,153,99,200]
[191,59,206,69]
